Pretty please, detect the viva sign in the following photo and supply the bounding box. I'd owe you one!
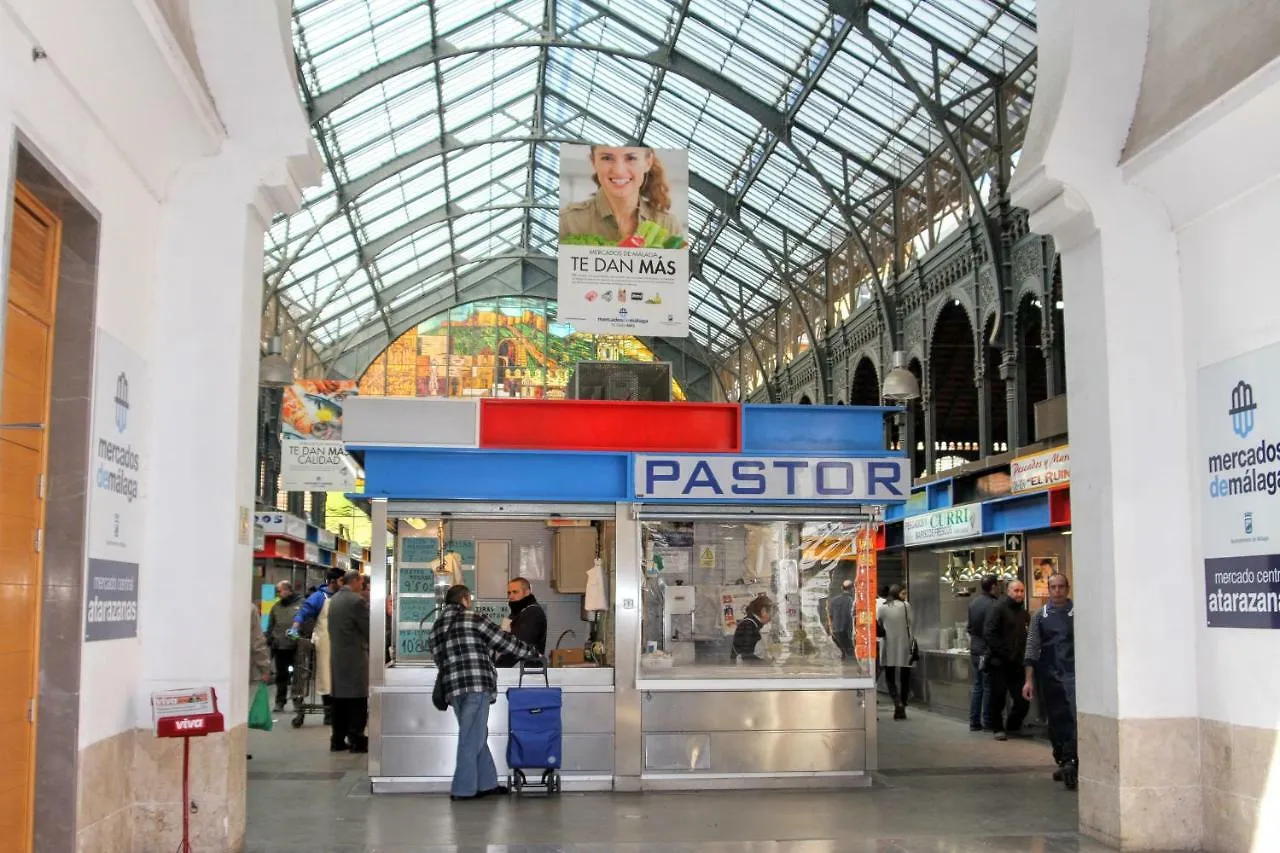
[904,503,983,546]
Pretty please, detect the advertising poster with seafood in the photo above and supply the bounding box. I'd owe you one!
[280,379,358,492]
[557,143,690,337]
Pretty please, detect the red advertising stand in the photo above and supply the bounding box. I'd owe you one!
[152,687,225,853]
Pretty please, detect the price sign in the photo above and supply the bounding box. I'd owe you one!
[401,537,438,565]
[400,537,477,566]
[398,596,436,626]
[399,568,436,595]
[398,628,433,659]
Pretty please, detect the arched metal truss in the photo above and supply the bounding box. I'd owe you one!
[270,0,1036,389]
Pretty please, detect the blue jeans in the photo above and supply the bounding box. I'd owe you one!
[451,691,498,797]
[969,652,991,728]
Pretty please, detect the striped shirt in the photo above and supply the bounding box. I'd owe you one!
[428,604,539,703]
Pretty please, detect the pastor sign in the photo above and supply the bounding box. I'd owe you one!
[633,455,909,502]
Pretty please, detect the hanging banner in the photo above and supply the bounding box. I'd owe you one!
[280,439,356,492]
[557,143,690,337]
[854,527,879,660]
[85,331,147,642]
[1198,342,1280,628]
[280,379,359,492]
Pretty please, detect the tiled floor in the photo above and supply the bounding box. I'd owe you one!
[246,702,1101,853]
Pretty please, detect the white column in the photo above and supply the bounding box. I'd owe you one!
[135,152,269,850]
[1013,1,1202,848]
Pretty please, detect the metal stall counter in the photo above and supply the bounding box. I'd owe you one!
[345,397,910,793]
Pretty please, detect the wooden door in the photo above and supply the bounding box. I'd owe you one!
[0,183,60,851]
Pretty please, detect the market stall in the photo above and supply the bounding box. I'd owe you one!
[879,449,1073,719]
[345,397,908,793]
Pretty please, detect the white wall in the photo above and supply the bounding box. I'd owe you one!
[0,0,317,748]
[1134,68,1280,729]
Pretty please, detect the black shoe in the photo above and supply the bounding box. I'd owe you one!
[330,741,349,752]
[350,737,369,754]
[893,705,906,720]
[1062,762,1078,790]
[450,793,480,801]
[479,785,510,797]
[969,724,983,732]
[1052,767,1064,781]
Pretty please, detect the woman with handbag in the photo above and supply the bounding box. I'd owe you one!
[877,585,915,720]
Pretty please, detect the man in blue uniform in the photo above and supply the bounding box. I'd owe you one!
[1023,573,1076,789]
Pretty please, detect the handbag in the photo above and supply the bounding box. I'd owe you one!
[431,674,448,711]
[909,638,920,665]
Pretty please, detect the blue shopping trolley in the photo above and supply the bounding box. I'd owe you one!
[506,661,562,795]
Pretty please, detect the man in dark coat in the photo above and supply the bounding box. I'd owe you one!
[496,578,547,667]
[828,579,855,660]
[327,570,370,753]
[966,574,1000,731]
[983,579,1030,741]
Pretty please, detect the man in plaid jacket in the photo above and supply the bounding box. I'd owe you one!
[428,584,542,800]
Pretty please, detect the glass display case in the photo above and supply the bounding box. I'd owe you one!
[638,519,876,679]
[930,541,1024,653]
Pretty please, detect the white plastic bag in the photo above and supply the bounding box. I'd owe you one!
[519,544,546,581]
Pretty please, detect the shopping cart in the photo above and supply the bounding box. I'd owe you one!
[505,661,562,795]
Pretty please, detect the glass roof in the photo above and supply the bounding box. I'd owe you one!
[270,0,1036,367]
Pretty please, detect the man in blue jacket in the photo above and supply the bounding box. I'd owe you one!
[289,568,345,727]
[1023,573,1076,790]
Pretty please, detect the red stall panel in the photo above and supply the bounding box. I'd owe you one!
[479,399,741,453]
[1049,486,1072,527]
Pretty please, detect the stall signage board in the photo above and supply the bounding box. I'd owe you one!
[1011,446,1071,493]
[1198,342,1280,628]
[903,503,983,546]
[634,455,909,501]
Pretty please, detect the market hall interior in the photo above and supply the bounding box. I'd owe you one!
[2,0,1280,852]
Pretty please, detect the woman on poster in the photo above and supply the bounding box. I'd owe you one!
[559,146,686,248]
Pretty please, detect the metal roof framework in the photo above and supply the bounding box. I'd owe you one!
[268,0,1036,381]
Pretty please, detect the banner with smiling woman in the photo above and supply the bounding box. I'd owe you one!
[557,143,690,337]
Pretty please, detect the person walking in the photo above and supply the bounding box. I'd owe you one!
[266,581,302,712]
[828,579,855,661]
[429,584,542,801]
[966,574,1000,732]
[877,585,914,720]
[1023,573,1077,789]
[326,570,370,753]
[983,579,1031,741]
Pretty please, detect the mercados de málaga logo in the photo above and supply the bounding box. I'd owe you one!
[114,371,130,434]
[1231,379,1256,439]
[1208,378,1279,500]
